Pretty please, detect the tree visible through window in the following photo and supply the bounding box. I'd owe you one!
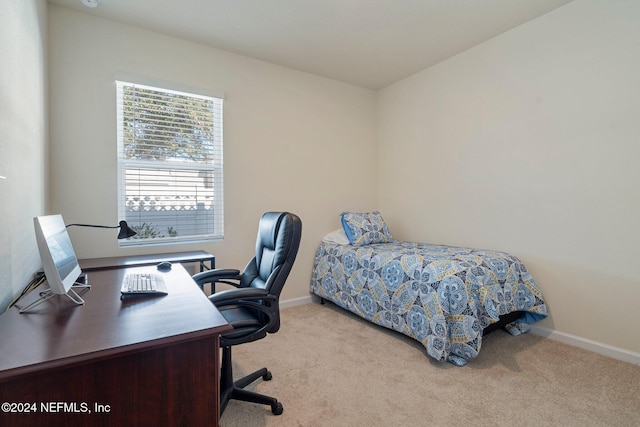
[116,80,223,246]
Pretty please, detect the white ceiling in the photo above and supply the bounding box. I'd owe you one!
[48,0,574,89]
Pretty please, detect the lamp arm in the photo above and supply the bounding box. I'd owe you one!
[66,221,137,239]
[66,223,119,229]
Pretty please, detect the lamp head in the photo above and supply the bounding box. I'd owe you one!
[117,221,137,239]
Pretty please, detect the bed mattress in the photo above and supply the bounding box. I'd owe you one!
[310,240,547,365]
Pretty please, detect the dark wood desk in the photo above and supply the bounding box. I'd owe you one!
[0,264,231,426]
[79,250,215,272]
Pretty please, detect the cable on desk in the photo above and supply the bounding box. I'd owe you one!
[6,272,46,311]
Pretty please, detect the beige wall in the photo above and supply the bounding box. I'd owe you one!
[378,0,640,353]
[9,0,636,356]
[48,5,377,302]
[0,0,48,311]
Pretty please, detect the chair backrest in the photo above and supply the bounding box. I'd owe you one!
[239,212,302,299]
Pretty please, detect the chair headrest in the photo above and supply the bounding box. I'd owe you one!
[249,212,302,291]
[256,212,285,250]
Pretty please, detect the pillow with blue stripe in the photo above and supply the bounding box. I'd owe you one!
[340,211,393,246]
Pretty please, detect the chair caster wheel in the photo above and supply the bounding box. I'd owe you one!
[271,401,283,415]
[263,371,273,381]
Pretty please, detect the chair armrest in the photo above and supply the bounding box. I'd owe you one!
[192,268,241,282]
[192,268,242,292]
[208,287,273,306]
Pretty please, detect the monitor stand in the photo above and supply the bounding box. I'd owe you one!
[19,282,91,314]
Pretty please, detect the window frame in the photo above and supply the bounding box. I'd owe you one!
[115,77,224,247]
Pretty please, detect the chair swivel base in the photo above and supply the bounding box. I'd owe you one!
[220,347,283,415]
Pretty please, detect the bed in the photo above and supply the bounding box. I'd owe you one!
[310,212,548,366]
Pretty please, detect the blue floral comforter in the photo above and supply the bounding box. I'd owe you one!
[310,241,547,366]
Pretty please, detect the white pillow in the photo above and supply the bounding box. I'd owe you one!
[322,228,350,245]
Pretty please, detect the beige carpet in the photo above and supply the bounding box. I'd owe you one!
[220,301,640,427]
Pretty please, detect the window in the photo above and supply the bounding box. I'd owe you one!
[116,80,223,246]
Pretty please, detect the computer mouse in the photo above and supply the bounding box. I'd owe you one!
[157,261,172,272]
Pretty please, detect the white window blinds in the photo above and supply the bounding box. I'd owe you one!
[116,80,223,246]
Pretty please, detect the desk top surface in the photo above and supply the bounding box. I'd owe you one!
[0,264,231,382]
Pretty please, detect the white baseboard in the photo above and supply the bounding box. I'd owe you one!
[530,325,640,366]
[280,295,313,309]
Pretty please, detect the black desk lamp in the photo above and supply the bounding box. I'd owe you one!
[66,221,137,239]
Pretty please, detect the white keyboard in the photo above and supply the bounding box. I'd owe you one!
[121,273,167,294]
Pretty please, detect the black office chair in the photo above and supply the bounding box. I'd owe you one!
[192,212,302,416]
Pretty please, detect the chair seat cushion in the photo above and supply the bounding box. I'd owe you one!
[220,306,267,343]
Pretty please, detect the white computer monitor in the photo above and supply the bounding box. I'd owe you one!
[34,214,82,295]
